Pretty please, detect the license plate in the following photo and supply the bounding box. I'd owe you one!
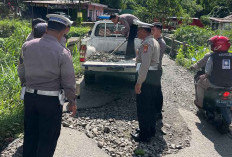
[216,99,232,107]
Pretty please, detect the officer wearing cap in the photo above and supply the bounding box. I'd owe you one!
[132,22,160,142]
[33,23,47,38]
[54,13,72,47]
[18,14,76,157]
[151,22,166,120]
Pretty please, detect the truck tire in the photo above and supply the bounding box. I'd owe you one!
[84,72,95,85]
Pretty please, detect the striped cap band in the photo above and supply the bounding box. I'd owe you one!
[49,17,67,25]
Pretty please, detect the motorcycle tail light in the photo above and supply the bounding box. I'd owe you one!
[223,91,230,98]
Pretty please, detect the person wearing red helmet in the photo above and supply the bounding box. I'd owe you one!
[195,36,231,108]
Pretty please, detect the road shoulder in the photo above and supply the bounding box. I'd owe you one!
[167,108,232,157]
[54,127,110,157]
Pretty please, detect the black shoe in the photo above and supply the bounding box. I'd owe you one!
[131,132,150,142]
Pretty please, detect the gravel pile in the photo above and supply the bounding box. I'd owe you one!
[87,51,125,62]
[59,83,192,157]
[0,138,23,157]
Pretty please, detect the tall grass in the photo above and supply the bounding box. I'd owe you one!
[0,19,30,148]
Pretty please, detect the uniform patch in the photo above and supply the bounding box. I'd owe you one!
[222,59,230,69]
[143,44,148,53]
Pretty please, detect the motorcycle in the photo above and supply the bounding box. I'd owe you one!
[194,68,232,134]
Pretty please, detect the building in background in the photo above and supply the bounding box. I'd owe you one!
[23,0,107,22]
[210,14,232,30]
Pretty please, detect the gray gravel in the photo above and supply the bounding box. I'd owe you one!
[63,54,194,157]
[87,51,127,62]
[1,54,196,157]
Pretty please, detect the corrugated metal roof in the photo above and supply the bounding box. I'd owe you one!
[24,0,85,4]
[210,14,232,23]
[23,0,107,7]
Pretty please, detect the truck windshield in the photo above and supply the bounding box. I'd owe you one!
[95,23,126,37]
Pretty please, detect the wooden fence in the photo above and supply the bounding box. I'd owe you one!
[163,35,189,58]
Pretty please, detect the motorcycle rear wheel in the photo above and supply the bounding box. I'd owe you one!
[216,118,229,134]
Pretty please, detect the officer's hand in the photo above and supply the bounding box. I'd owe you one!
[114,31,120,34]
[68,103,77,117]
[135,83,141,94]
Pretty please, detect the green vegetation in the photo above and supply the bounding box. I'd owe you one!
[67,26,90,38]
[0,19,86,148]
[72,44,83,75]
[134,148,145,156]
[116,0,232,22]
[174,26,215,47]
[0,19,30,147]
[174,26,232,67]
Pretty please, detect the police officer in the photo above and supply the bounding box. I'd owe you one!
[132,22,160,142]
[18,14,77,157]
[33,23,47,38]
[152,23,166,120]
[55,13,72,47]
[109,14,139,58]
[26,18,46,41]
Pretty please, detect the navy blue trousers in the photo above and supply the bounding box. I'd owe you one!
[23,92,62,157]
[136,71,160,138]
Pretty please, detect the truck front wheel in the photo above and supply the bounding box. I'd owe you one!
[84,72,95,85]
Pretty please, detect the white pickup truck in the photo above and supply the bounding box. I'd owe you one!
[80,20,141,84]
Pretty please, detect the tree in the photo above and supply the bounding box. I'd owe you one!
[99,0,122,9]
[121,0,136,10]
[208,6,230,18]
[180,0,203,17]
[132,0,185,22]
[196,0,232,17]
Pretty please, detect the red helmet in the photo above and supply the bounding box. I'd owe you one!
[208,36,230,52]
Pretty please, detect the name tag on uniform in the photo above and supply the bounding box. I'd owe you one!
[222,59,230,69]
